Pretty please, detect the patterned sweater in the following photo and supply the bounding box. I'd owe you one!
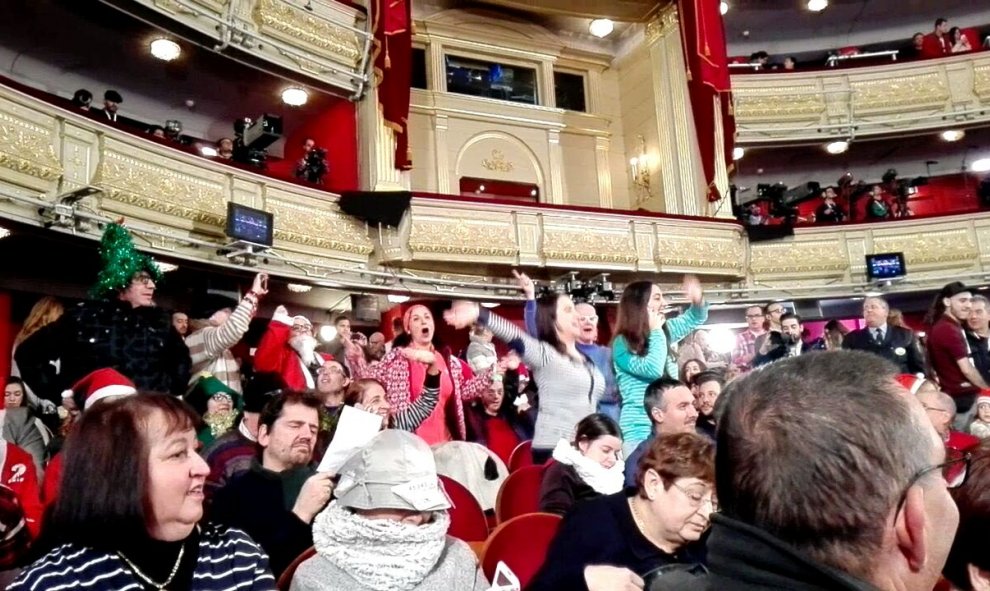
[186,293,259,393]
[8,524,275,591]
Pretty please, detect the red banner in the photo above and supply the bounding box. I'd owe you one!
[677,0,734,202]
[372,0,413,170]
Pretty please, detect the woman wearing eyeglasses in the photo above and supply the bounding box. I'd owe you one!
[530,432,715,591]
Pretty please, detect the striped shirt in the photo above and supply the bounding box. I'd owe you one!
[186,293,259,393]
[481,310,605,451]
[8,524,275,591]
[614,304,708,451]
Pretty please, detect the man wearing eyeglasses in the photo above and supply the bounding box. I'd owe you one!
[654,351,962,591]
[917,387,980,455]
[730,305,767,372]
[254,306,328,391]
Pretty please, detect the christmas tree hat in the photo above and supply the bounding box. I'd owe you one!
[90,222,163,298]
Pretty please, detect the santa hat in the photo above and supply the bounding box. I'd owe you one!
[976,393,990,409]
[62,368,137,410]
[895,374,926,395]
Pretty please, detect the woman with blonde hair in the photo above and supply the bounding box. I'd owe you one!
[11,297,63,411]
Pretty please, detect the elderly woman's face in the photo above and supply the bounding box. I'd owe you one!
[145,411,210,541]
[206,394,233,415]
[647,475,716,545]
[358,507,432,526]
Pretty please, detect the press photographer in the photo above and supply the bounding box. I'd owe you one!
[294,137,329,185]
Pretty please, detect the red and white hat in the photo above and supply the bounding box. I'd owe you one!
[895,374,926,395]
[62,368,137,410]
[976,393,990,409]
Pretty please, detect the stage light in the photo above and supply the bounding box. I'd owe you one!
[589,19,614,38]
[281,87,308,106]
[972,158,990,173]
[732,147,745,160]
[941,129,965,142]
[807,0,828,12]
[387,294,410,304]
[287,283,313,293]
[825,140,849,155]
[150,38,181,62]
[720,2,729,15]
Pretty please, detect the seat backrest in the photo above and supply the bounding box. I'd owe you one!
[507,440,534,472]
[276,546,317,591]
[439,474,491,542]
[481,513,563,590]
[495,464,544,524]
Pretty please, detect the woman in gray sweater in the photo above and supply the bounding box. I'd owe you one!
[289,430,488,591]
[445,297,606,463]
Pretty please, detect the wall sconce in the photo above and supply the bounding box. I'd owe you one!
[629,135,652,202]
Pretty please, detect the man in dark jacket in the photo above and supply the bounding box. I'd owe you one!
[843,296,925,375]
[652,351,959,591]
[211,390,333,578]
[15,224,189,401]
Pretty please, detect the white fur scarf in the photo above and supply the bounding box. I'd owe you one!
[552,439,625,495]
[312,502,450,591]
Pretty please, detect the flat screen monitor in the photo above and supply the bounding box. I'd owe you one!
[865,252,906,281]
[226,202,274,247]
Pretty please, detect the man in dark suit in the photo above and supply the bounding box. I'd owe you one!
[89,90,145,129]
[843,296,925,374]
[753,313,809,367]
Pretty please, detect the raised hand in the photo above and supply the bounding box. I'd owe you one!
[683,274,703,305]
[251,272,269,296]
[443,301,480,329]
[512,269,535,300]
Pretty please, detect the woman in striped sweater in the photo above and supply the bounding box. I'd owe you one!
[10,394,275,591]
[613,277,708,455]
[445,295,605,464]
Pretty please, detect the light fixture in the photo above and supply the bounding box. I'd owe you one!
[319,325,337,342]
[941,129,965,142]
[156,262,179,273]
[287,283,313,293]
[732,146,745,160]
[807,0,828,11]
[720,2,729,15]
[199,146,218,157]
[529,189,538,197]
[481,302,500,308]
[706,327,737,354]
[281,87,309,106]
[825,140,849,155]
[629,135,652,204]
[150,38,181,62]
[972,158,990,173]
[0,226,10,240]
[588,19,614,38]
[387,294,410,304]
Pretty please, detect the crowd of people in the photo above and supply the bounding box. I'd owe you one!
[0,221,988,591]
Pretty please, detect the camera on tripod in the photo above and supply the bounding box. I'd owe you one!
[298,147,329,184]
[233,114,282,168]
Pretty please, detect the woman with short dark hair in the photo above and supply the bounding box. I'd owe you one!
[540,413,624,515]
[9,394,275,590]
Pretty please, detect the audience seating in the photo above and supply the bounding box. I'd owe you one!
[276,546,316,591]
[507,440,534,472]
[480,512,563,590]
[439,475,491,543]
[495,464,545,524]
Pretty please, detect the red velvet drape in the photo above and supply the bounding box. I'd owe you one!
[0,293,12,380]
[270,99,360,193]
[678,0,735,202]
[371,0,413,170]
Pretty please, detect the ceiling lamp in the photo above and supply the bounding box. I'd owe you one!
[732,146,745,160]
[807,0,828,11]
[720,2,729,15]
[589,19,615,38]
[150,38,181,62]
[199,145,218,157]
[387,294,410,304]
[972,158,990,173]
[0,225,10,240]
[319,325,337,342]
[281,87,309,106]
[481,302,500,308]
[825,140,849,155]
[941,129,965,142]
[156,262,179,273]
[287,283,313,293]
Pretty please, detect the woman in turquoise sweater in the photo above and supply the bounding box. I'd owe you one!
[612,276,708,455]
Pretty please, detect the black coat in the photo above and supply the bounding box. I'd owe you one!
[14,300,190,401]
[650,514,878,591]
[842,325,925,375]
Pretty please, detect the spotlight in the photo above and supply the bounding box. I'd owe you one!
[732,146,745,160]
[387,294,410,304]
[807,0,828,11]
[972,158,990,173]
[941,129,965,142]
[588,19,614,38]
[281,87,308,106]
[825,140,849,155]
[287,283,313,293]
[150,38,181,62]
[720,2,729,15]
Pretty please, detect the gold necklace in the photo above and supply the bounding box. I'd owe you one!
[117,542,185,590]
[628,497,671,552]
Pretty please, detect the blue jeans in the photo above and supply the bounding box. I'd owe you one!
[597,399,621,424]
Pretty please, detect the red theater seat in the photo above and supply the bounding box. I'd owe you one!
[481,513,563,590]
[508,440,534,472]
[439,475,490,542]
[277,546,316,591]
[495,464,545,524]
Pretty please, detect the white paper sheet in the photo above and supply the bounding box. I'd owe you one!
[316,405,384,474]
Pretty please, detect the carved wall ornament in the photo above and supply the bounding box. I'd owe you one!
[0,113,63,181]
[655,233,746,275]
[645,4,679,45]
[267,198,374,255]
[749,239,848,277]
[252,0,362,65]
[873,229,975,267]
[481,149,515,173]
[733,86,825,122]
[974,64,990,100]
[408,219,519,259]
[542,228,638,266]
[851,72,949,113]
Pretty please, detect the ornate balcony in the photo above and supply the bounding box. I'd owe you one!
[731,52,990,144]
[1,80,988,302]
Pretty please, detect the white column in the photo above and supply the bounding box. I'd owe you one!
[434,113,451,195]
[357,84,407,191]
[594,136,613,209]
[539,61,556,109]
[546,129,564,204]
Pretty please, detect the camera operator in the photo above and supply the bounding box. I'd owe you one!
[294,137,329,185]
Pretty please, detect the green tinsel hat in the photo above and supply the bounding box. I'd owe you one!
[90,222,163,299]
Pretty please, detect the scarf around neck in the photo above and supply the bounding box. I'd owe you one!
[551,439,625,495]
[312,501,450,591]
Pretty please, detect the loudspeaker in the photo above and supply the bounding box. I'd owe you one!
[339,191,411,228]
[745,224,794,242]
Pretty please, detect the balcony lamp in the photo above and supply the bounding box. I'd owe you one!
[972,158,990,173]
[720,2,729,15]
[281,87,309,106]
[589,19,614,38]
[807,0,828,12]
[287,283,313,293]
[825,140,849,155]
[319,325,337,342]
[732,146,745,160]
[150,38,181,62]
[629,135,652,199]
[941,129,965,142]
[388,294,411,304]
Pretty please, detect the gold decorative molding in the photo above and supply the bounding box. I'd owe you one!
[252,0,362,66]
[656,233,745,274]
[645,4,679,46]
[973,64,990,100]
[732,86,825,122]
[873,229,975,267]
[93,149,227,226]
[267,198,374,255]
[0,111,63,182]
[408,219,518,258]
[749,239,848,277]
[542,228,638,266]
[851,72,949,113]
[481,149,515,173]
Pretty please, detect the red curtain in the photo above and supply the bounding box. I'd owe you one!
[677,0,735,202]
[276,99,360,192]
[0,293,12,380]
[372,0,413,170]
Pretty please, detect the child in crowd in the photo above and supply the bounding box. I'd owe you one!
[969,395,990,439]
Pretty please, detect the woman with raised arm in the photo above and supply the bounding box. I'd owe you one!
[613,277,708,455]
[445,282,606,464]
[346,304,492,445]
